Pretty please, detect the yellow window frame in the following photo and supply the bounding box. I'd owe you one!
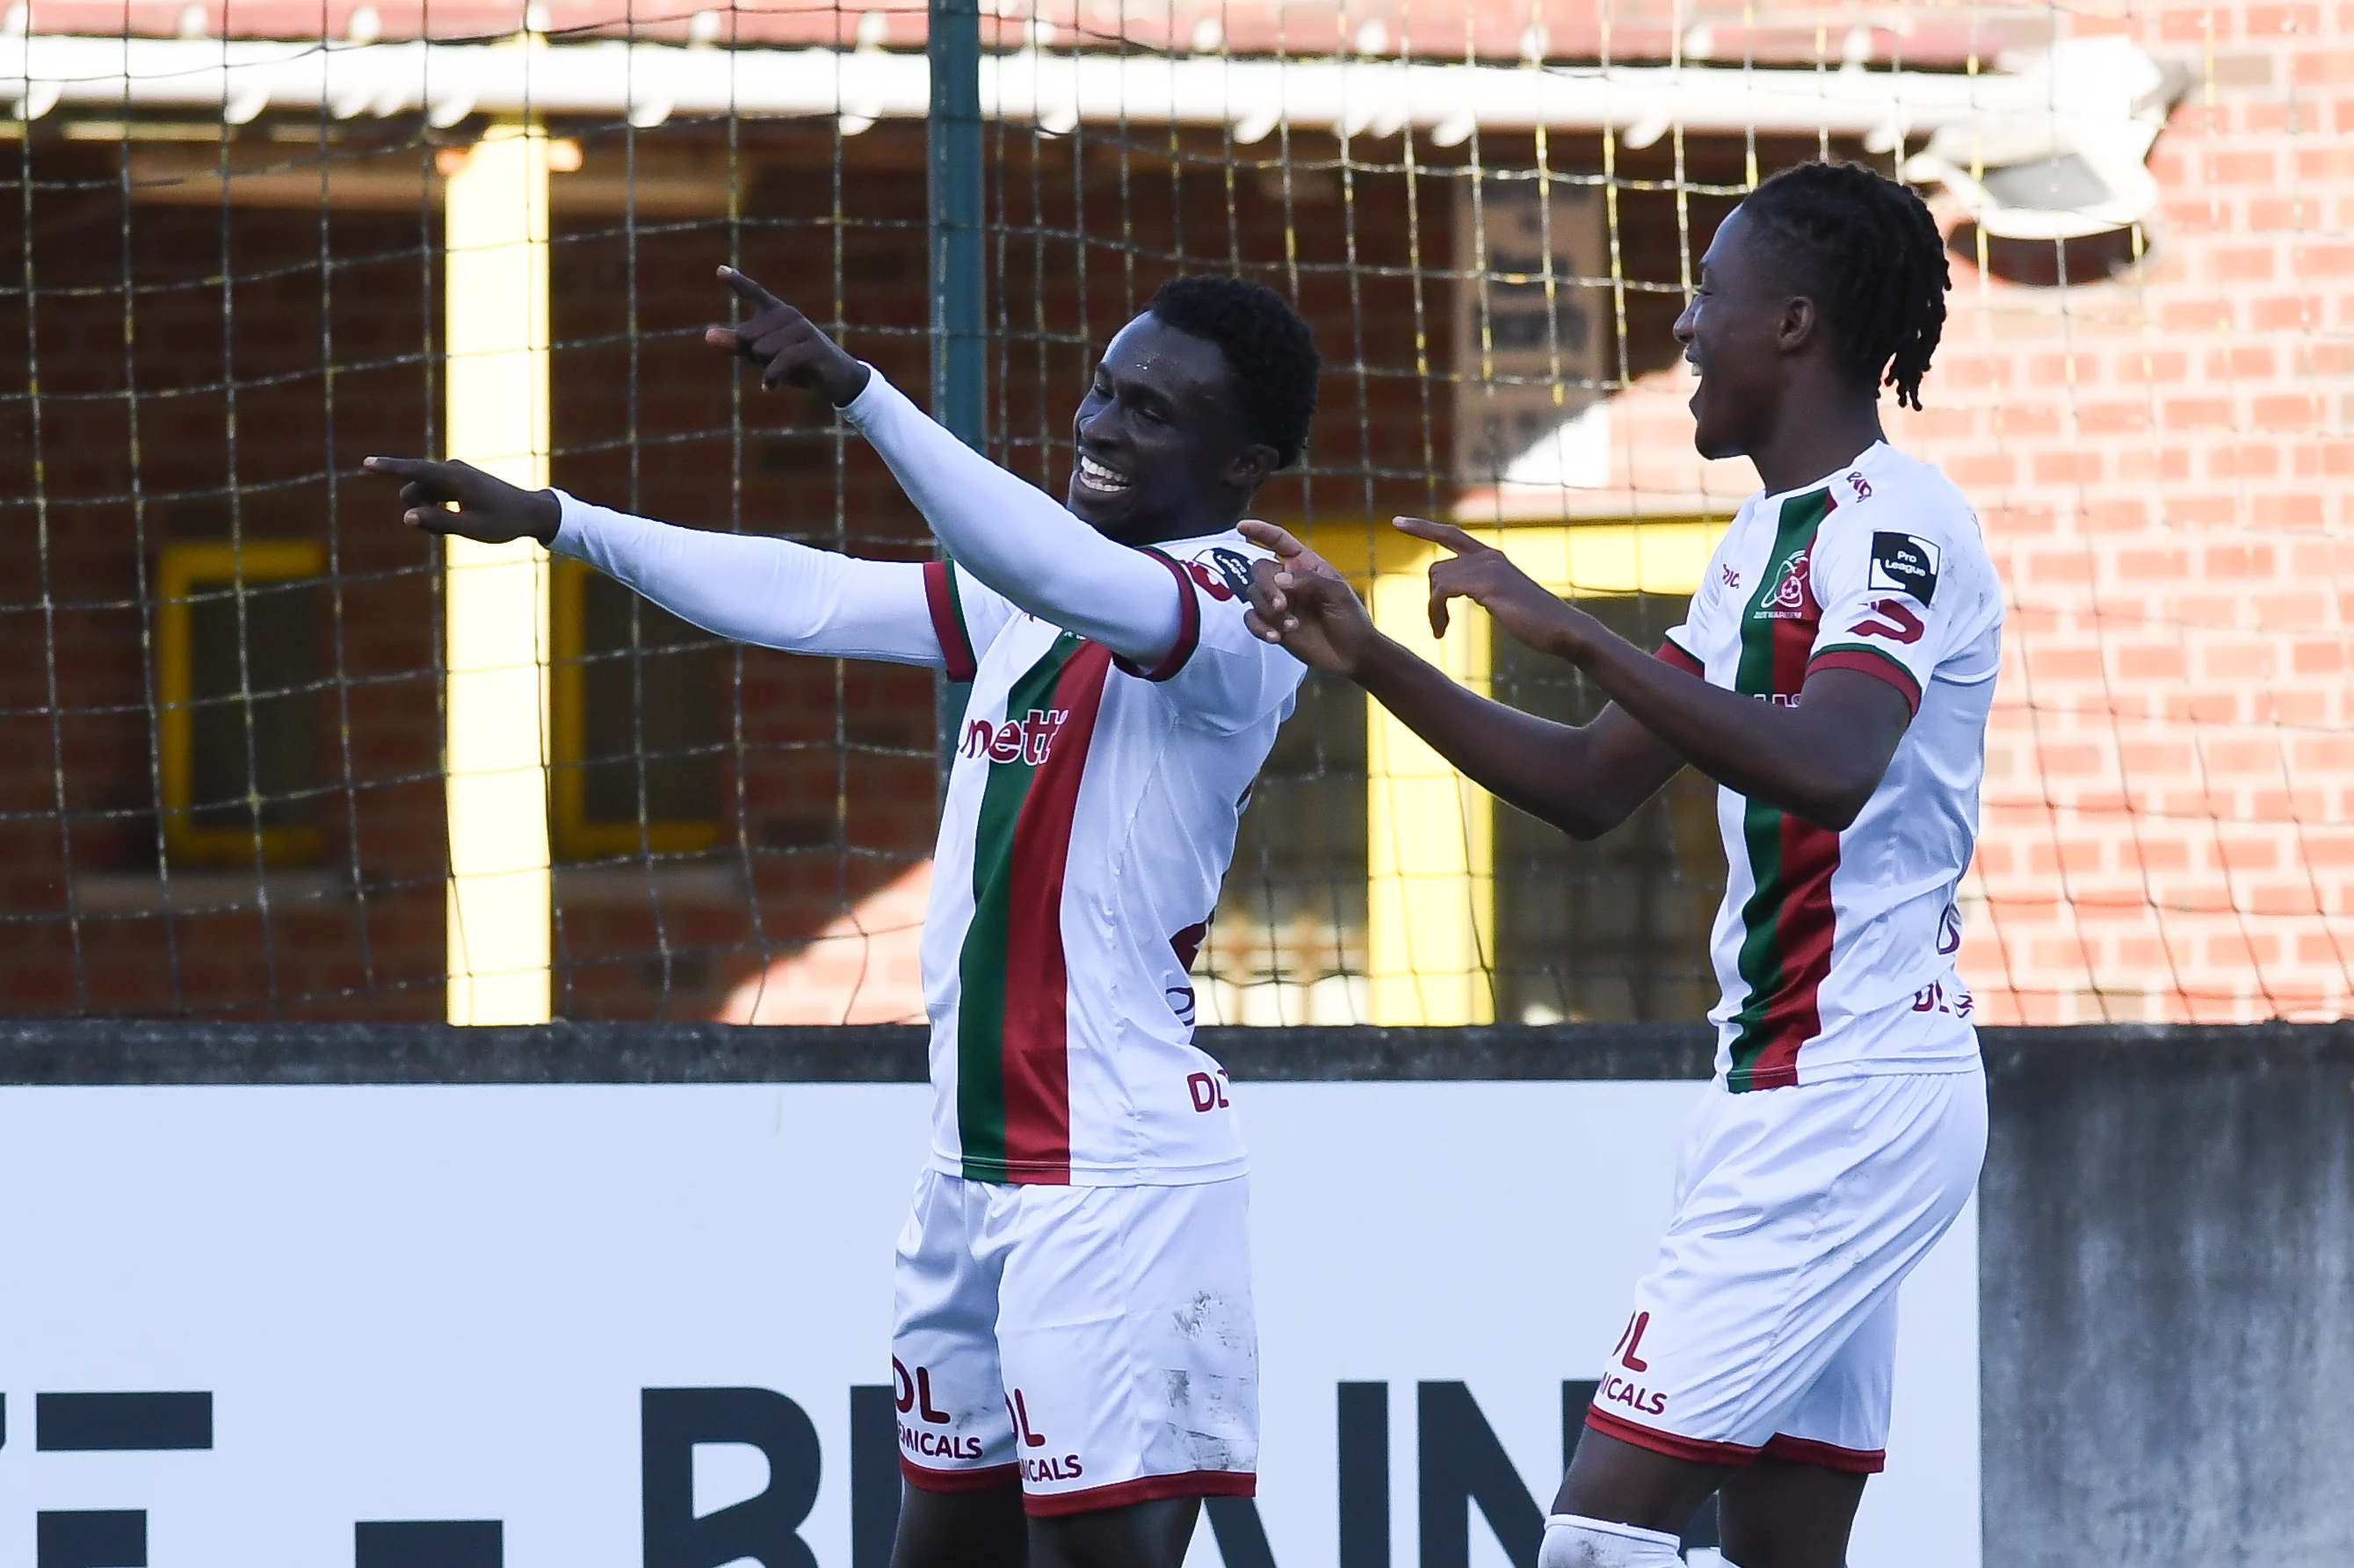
[548,556,723,862]
[156,538,327,867]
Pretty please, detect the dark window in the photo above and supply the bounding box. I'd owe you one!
[554,564,721,858]
[1492,592,1727,1022]
[159,541,324,865]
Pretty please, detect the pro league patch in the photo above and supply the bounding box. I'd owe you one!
[1868,531,1940,606]
[1205,546,1257,598]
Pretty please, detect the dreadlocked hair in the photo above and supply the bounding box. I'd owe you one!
[1742,161,1951,411]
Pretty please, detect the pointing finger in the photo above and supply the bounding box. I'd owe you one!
[363,455,445,483]
[1238,518,1308,561]
[718,264,789,313]
[1391,515,1488,556]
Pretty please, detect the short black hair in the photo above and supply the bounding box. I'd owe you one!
[1146,275,1322,468]
[1742,160,1951,411]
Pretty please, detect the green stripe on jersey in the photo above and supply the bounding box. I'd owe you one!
[956,632,1082,1176]
[1726,488,1834,1088]
[941,557,971,648]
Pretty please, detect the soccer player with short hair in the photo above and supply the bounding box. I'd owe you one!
[367,269,1319,1568]
[1241,161,1997,1568]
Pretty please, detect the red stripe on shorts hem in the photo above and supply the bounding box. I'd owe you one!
[1021,1469,1257,1518]
[901,1457,1021,1492]
[1761,1434,1887,1474]
[1584,1405,1762,1466]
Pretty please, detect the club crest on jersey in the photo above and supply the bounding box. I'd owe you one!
[1750,552,1815,620]
[960,708,1069,764]
[1867,531,1940,605]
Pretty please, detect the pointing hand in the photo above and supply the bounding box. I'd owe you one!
[362,455,560,546]
[704,266,873,407]
[1238,518,1380,678]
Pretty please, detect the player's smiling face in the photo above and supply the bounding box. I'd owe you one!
[1068,313,1274,546]
[1675,205,1807,464]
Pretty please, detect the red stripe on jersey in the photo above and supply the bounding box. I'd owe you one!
[1744,814,1842,1089]
[923,560,978,683]
[1807,645,1923,713]
[1112,549,1203,682]
[998,641,1116,1181]
[1741,530,1840,1090]
[1655,635,1704,676]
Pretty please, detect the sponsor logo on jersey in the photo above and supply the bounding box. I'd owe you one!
[1867,531,1939,605]
[960,707,1071,764]
[1847,470,1872,501]
[1186,1069,1232,1112]
[1910,979,1974,1017]
[1750,552,1815,620]
[1720,562,1742,590]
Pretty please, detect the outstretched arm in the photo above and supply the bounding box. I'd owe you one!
[1243,517,1912,835]
[362,457,945,667]
[1237,523,1684,839]
[1393,517,1909,829]
[704,268,1184,668]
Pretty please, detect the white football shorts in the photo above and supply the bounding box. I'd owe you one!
[1583,1061,1988,1473]
[889,1168,1258,1516]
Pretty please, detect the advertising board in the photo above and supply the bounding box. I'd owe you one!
[0,1080,1975,1567]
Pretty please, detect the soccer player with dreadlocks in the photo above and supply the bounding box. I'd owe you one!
[369,271,1320,1568]
[1242,161,1998,1567]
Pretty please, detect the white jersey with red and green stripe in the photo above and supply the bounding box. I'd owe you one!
[1661,442,2003,1092]
[918,534,1301,1185]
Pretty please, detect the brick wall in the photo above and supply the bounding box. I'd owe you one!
[6,9,2350,1024]
[1894,3,2354,1022]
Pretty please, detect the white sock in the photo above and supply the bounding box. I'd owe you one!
[1537,1513,1688,1568]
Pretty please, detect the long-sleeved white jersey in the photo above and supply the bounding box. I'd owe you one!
[1661,442,2003,1092]
[551,371,1304,1182]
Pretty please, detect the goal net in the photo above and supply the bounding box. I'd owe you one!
[3,0,2341,1026]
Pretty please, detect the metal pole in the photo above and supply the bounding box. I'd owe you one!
[928,0,984,773]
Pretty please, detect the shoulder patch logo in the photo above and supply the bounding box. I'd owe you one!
[1201,546,1257,600]
[1868,531,1940,606]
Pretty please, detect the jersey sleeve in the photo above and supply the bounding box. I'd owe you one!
[1803,506,1995,713]
[920,559,1019,682]
[842,371,1189,667]
[1118,540,1306,733]
[552,492,949,666]
[1655,524,1739,676]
